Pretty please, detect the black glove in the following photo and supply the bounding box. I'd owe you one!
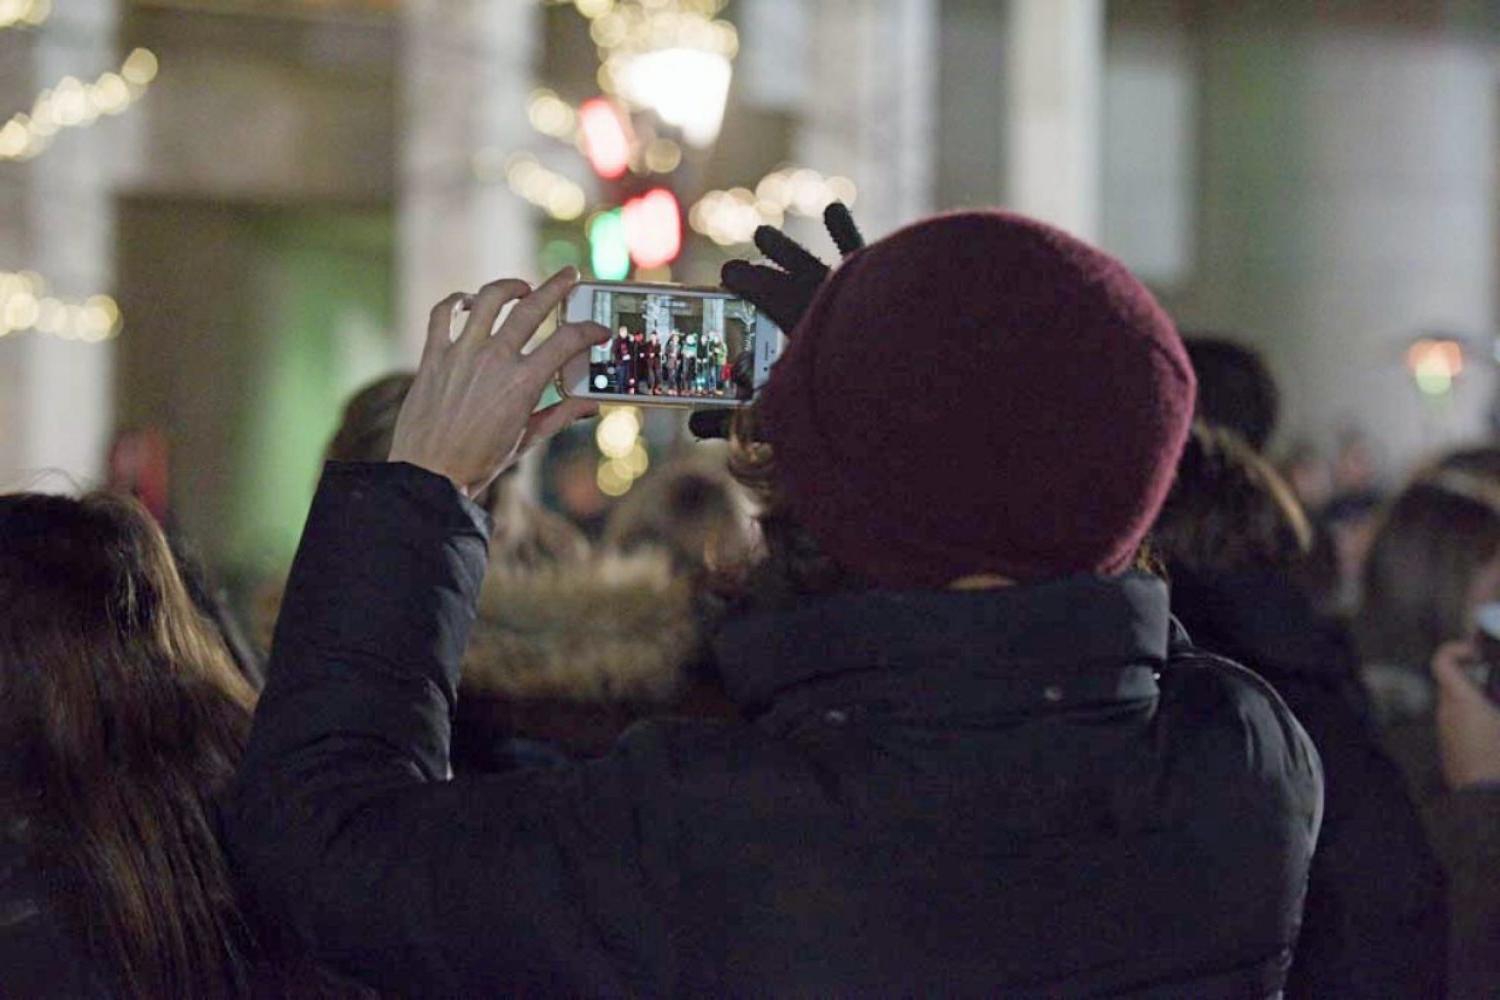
[689,202,865,440]
[721,202,865,333]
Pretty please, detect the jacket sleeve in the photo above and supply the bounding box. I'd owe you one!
[224,463,675,997]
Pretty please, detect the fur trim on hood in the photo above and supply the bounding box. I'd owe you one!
[254,549,704,706]
[462,550,703,703]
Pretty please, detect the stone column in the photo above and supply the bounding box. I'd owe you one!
[934,0,1105,239]
[397,0,538,357]
[793,0,939,246]
[1171,17,1497,466]
[1003,0,1104,241]
[933,0,1006,211]
[0,0,119,491]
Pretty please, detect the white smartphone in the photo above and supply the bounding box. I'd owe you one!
[555,280,785,408]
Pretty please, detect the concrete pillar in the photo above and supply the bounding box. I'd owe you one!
[1004,0,1104,240]
[793,0,938,246]
[934,0,1104,240]
[397,0,538,358]
[1173,21,1497,467]
[933,0,1006,210]
[1099,17,1196,287]
[0,0,119,491]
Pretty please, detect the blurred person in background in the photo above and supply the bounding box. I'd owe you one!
[544,424,615,538]
[1322,429,1387,604]
[325,372,588,570]
[1358,450,1500,997]
[1153,423,1446,997]
[227,212,1321,996]
[1181,334,1280,452]
[1428,639,1500,997]
[1428,444,1500,482]
[0,492,368,999]
[1178,335,1346,616]
[1358,457,1500,724]
[1331,428,1384,508]
[603,454,754,577]
[1280,440,1336,513]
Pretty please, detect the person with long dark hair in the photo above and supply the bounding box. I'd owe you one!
[1357,453,1500,998]
[0,492,362,999]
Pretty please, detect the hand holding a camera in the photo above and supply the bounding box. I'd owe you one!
[1430,639,1500,789]
[388,267,610,499]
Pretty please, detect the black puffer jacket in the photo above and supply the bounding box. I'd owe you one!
[1169,567,1447,998]
[226,462,1322,997]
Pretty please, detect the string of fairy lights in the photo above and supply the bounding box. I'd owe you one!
[595,405,650,497]
[691,168,858,247]
[0,0,50,30]
[0,47,158,162]
[0,271,121,342]
[0,10,154,344]
[2,0,854,359]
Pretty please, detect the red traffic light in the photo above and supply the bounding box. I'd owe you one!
[578,98,631,180]
[623,188,681,269]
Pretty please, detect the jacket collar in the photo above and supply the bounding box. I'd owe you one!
[715,573,1169,729]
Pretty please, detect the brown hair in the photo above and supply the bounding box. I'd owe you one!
[1357,463,1500,668]
[0,491,260,998]
[324,372,413,469]
[1430,445,1500,482]
[1182,335,1280,452]
[1152,422,1312,575]
[723,404,870,605]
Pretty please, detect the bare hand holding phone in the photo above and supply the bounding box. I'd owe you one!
[389,268,609,499]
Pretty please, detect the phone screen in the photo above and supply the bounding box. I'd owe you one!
[568,284,777,405]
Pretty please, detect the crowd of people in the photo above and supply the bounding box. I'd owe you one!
[1,202,1497,998]
[600,325,733,397]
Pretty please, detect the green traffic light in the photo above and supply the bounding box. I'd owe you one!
[589,208,630,281]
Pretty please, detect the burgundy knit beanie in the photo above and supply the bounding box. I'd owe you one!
[756,210,1196,588]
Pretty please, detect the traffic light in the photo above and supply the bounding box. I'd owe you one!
[622,188,681,270]
[1407,337,1465,396]
[588,208,630,280]
[578,98,631,180]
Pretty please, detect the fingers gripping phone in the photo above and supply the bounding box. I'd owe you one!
[556,281,785,408]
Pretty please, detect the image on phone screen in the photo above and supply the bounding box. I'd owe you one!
[584,288,759,402]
